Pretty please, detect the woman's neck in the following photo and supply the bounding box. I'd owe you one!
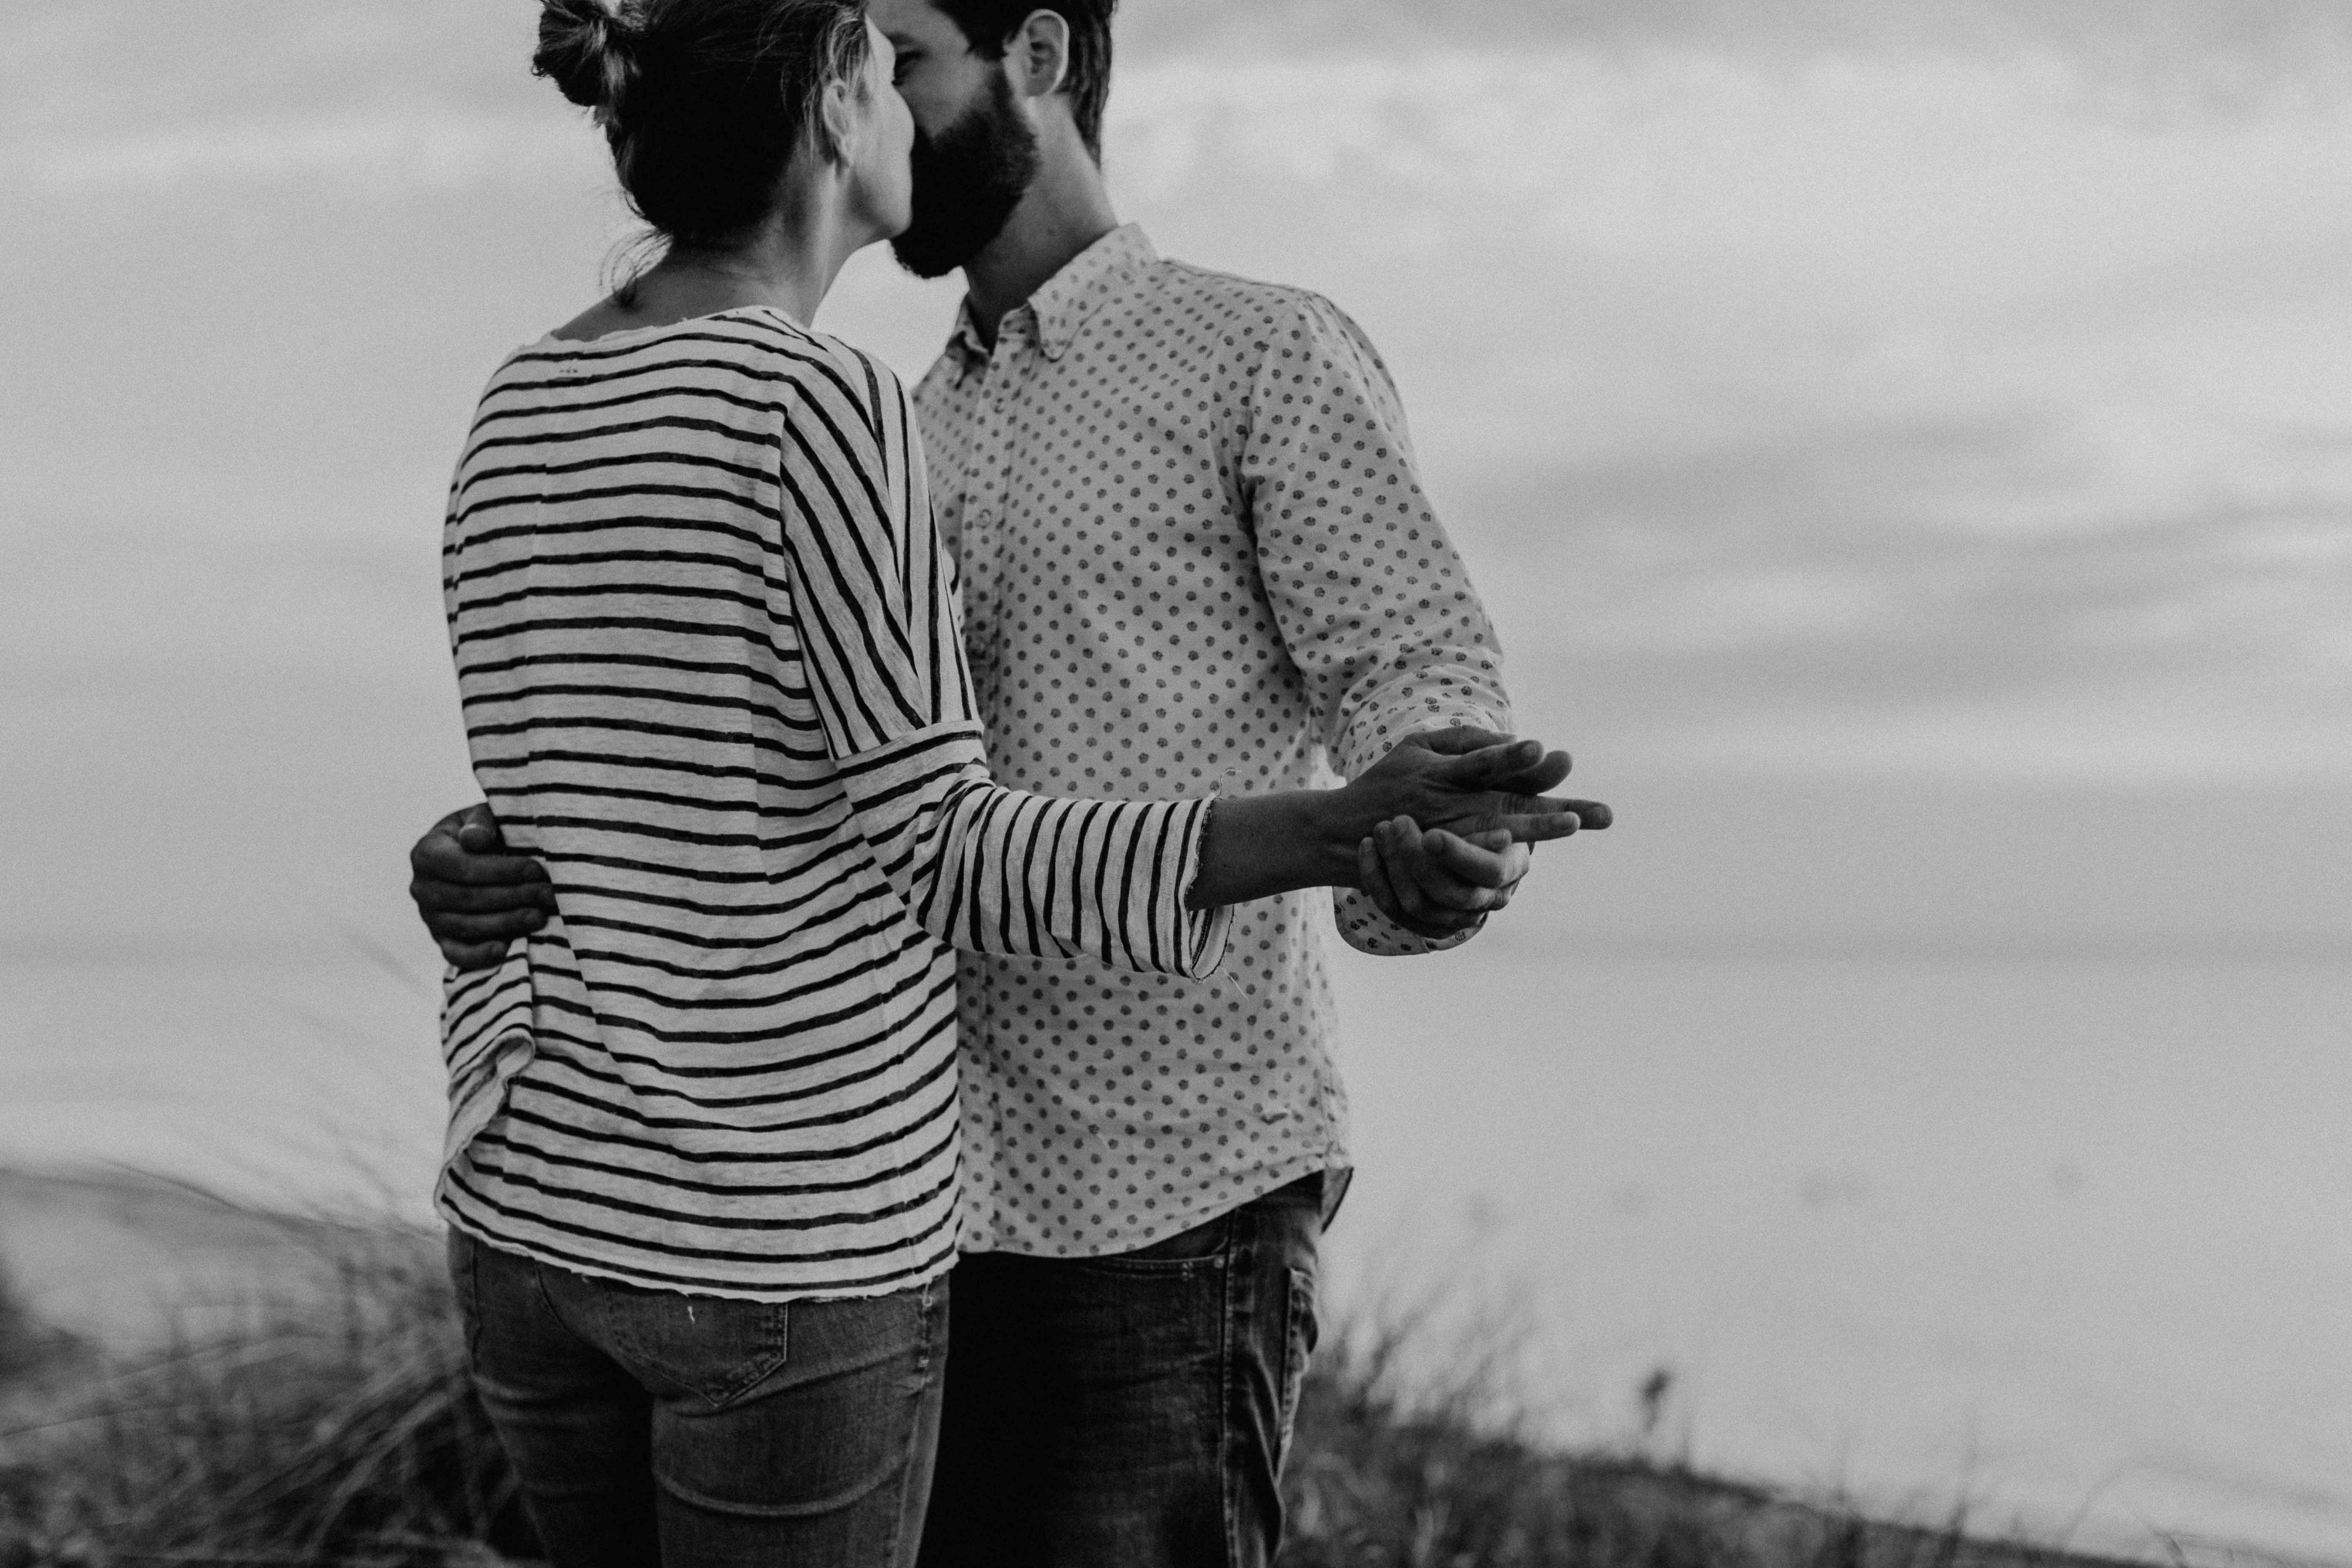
[642,226,840,326]
[555,193,865,342]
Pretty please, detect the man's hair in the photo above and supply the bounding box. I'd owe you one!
[933,1,1117,159]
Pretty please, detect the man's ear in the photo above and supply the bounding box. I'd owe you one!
[1006,8,1072,101]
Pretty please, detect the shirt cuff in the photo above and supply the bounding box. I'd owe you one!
[1171,795,1235,979]
[1333,886,1483,956]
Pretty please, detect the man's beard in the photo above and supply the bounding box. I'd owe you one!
[890,73,1041,280]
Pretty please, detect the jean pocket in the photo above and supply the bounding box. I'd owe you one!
[1080,1208,1234,1273]
[601,1286,792,1411]
[1277,1265,1318,1471]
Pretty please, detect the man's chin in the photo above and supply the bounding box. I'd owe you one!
[888,234,968,281]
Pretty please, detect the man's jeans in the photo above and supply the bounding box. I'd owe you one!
[448,1229,947,1568]
[916,1172,1333,1568]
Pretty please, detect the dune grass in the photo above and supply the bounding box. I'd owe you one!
[0,1217,527,1568]
[1277,1304,2092,1568]
[0,1210,2124,1568]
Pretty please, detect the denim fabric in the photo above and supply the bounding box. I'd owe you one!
[448,1229,946,1568]
[916,1173,1331,1568]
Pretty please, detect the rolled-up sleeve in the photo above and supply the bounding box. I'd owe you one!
[1239,294,1515,955]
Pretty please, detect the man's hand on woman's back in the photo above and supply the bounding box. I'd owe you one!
[410,804,555,971]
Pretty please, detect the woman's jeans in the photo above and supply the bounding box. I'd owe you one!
[448,1229,947,1568]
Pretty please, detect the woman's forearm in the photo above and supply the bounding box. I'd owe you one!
[1186,791,1363,910]
[836,740,1226,975]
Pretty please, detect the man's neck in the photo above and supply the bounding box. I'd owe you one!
[960,144,1121,348]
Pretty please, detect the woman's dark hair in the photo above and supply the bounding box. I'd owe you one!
[934,0,1116,160]
[534,0,872,251]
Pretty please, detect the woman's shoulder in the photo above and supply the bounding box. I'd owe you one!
[493,309,894,407]
[749,316,908,403]
[733,319,918,457]
[634,310,899,417]
[470,311,913,477]
[543,296,644,344]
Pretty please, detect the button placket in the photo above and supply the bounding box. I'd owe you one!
[963,316,1035,721]
[954,362,1001,713]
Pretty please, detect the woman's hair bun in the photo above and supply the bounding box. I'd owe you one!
[534,0,639,118]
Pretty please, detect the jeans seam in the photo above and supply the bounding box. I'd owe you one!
[1277,1266,1310,1475]
[881,1282,919,1568]
[1221,1204,1245,1568]
[448,1231,484,1366]
[882,1277,937,1568]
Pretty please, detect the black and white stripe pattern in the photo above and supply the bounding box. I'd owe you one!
[437,309,1229,1299]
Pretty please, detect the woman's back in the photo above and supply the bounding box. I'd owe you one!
[440,309,1222,1298]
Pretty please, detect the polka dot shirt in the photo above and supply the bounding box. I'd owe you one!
[914,225,1514,1257]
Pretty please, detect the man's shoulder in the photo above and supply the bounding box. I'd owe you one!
[1125,260,1393,395]
[1124,261,1394,412]
[1138,257,1354,341]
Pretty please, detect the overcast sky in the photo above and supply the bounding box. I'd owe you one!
[3,0,2349,948]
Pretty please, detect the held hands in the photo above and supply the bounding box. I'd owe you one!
[409,803,555,970]
[1341,728,1612,941]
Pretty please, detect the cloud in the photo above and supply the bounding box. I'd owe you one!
[1124,0,2352,109]
[1109,43,2352,268]
[1457,412,2352,783]
[1,0,573,192]
[12,0,2352,197]
[3,0,527,138]
[3,110,590,194]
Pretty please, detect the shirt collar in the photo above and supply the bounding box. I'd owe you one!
[946,223,1157,373]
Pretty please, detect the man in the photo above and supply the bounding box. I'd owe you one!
[411,3,1605,1562]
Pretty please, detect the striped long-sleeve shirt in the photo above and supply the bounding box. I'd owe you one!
[437,308,1232,1300]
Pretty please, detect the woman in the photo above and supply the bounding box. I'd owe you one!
[439,2,1574,1563]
